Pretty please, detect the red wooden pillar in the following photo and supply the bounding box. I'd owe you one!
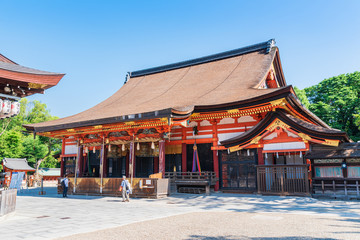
[79,146,84,177]
[125,153,129,178]
[154,157,159,173]
[181,128,187,172]
[129,141,135,179]
[159,140,165,177]
[212,120,220,191]
[61,138,65,177]
[257,148,264,165]
[103,146,108,178]
[181,143,187,172]
[83,152,88,176]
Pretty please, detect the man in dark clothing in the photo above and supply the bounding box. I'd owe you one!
[61,175,69,198]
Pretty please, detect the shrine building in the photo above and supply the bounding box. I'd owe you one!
[24,39,353,196]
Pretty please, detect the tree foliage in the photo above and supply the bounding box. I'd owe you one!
[297,71,360,142]
[0,99,61,171]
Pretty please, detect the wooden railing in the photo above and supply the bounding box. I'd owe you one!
[312,178,360,198]
[256,165,309,196]
[165,172,217,184]
[165,172,218,194]
[58,177,169,199]
[0,189,17,216]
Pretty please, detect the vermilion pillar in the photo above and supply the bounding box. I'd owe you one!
[60,138,65,177]
[182,143,187,172]
[129,141,135,179]
[125,154,129,178]
[181,127,187,172]
[79,146,84,177]
[103,146,108,178]
[258,148,264,165]
[212,120,220,191]
[154,157,159,173]
[159,140,165,177]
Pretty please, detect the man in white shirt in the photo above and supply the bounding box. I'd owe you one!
[120,176,131,202]
[61,175,69,198]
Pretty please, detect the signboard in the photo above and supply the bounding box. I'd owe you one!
[9,172,25,190]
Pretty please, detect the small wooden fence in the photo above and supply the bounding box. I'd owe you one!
[58,177,169,198]
[312,178,360,199]
[165,172,218,194]
[256,165,310,196]
[0,189,17,216]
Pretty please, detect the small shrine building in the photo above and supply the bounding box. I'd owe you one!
[24,40,352,195]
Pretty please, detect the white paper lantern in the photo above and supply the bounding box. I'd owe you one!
[2,100,11,114]
[11,101,20,116]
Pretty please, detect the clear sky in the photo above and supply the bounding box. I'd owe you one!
[1,0,359,118]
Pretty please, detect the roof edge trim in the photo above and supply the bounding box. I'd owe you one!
[128,39,275,79]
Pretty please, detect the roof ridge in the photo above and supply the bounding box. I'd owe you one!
[126,39,275,81]
[0,53,18,64]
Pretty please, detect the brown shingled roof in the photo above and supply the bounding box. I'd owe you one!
[305,143,360,159]
[25,41,285,132]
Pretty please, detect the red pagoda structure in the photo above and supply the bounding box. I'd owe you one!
[24,40,353,196]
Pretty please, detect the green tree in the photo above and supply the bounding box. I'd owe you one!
[0,130,24,158]
[0,99,61,171]
[304,71,360,142]
[22,135,48,168]
[294,86,310,109]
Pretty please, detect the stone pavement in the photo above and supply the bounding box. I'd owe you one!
[1,187,360,240]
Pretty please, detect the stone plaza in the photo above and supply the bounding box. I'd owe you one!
[1,188,360,239]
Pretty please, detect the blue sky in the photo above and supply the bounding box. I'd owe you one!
[1,0,359,118]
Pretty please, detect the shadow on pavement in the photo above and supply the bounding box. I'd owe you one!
[17,187,107,200]
[187,236,338,240]
[159,193,360,219]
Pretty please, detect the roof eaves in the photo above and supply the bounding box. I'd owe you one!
[127,39,276,79]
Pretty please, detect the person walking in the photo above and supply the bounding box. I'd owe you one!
[120,176,131,202]
[61,175,69,198]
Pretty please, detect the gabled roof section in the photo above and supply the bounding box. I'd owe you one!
[2,158,35,171]
[222,109,350,149]
[24,39,287,133]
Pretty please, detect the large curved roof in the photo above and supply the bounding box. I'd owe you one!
[25,40,287,132]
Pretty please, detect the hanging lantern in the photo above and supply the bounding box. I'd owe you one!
[122,144,125,151]
[265,152,268,159]
[93,146,95,153]
[276,152,279,158]
[137,142,140,151]
[109,144,111,151]
[236,151,239,156]
[247,149,250,156]
[151,142,155,150]
[300,151,302,158]
[85,146,89,153]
